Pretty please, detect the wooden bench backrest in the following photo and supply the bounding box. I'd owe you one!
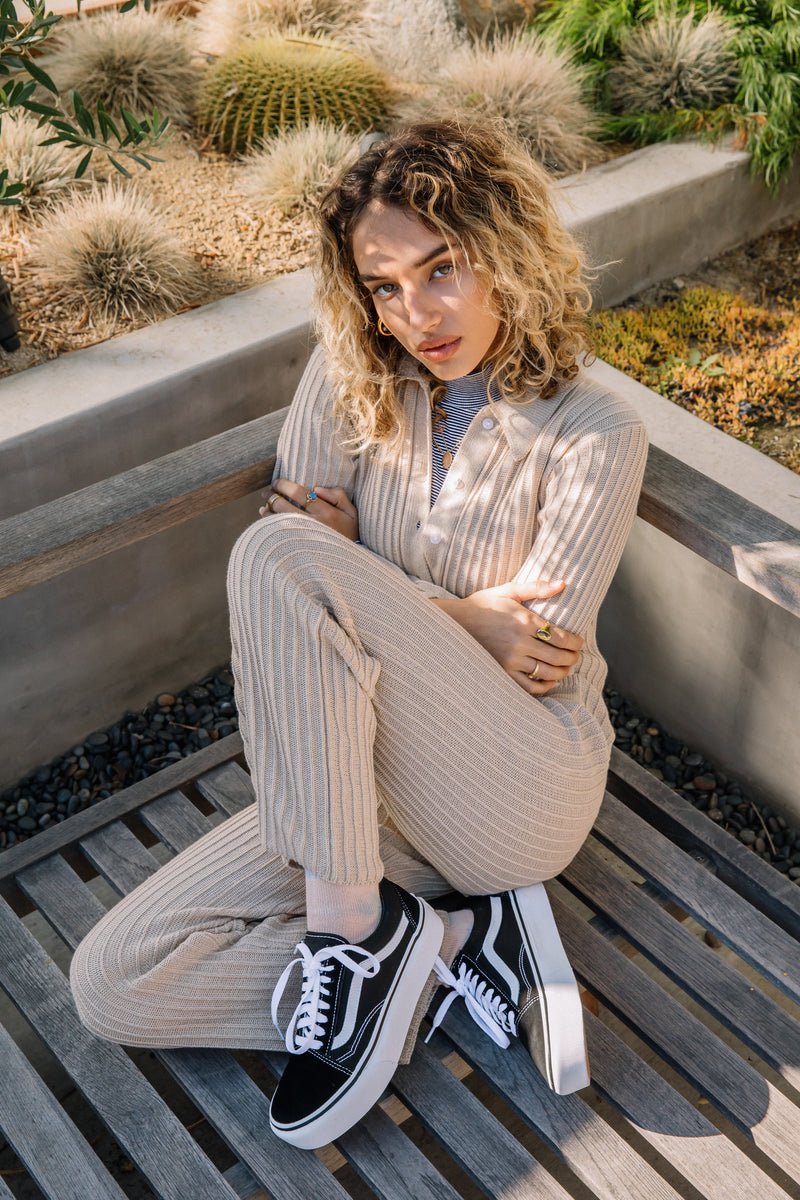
[1,406,800,619]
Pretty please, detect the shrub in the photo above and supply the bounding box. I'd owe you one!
[32,185,201,321]
[0,112,86,215]
[591,285,800,454]
[536,0,800,192]
[609,11,739,113]
[394,30,605,175]
[198,33,388,154]
[241,121,361,214]
[45,9,200,127]
[347,0,466,82]
[194,0,363,58]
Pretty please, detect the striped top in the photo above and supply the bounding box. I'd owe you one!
[430,366,498,506]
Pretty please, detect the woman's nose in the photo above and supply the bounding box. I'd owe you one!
[405,287,439,331]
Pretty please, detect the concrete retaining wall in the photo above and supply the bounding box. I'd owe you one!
[1,140,799,808]
[589,358,800,824]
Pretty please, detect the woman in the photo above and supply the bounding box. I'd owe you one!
[71,121,648,1150]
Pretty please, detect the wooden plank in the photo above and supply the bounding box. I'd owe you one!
[433,1006,686,1200]
[562,842,800,1092]
[162,1048,352,1200]
[549,892,800,1185]
[0,899,241,1200]
[608,747,800,940]
[195,761,256,818]
[335,1104,465,1200]
[639,443,800,619]
[222,1162,270,1200]
[584,1011,793,1200]
[0,733,243,888]
[18,853,107,946]
[141,789,219,853]
[592,792,800,1007]
[391,1038,575,1200]
[80,818,164,896]
[0,1023,129,1200]
[0,408,287,599]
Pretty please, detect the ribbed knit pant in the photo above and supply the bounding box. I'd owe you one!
[71,515,610,1050]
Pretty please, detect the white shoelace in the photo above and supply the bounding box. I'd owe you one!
[426,956,517,1049]
[271,940,381,1055]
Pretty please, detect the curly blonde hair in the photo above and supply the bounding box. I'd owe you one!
[315,120,593,451]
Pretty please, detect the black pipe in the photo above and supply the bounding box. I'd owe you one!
[0,267,21,353]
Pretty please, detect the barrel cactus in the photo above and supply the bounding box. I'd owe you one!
[198,35,389,154]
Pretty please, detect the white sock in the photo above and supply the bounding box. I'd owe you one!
[305,873,382,944]
[443,909,473,965]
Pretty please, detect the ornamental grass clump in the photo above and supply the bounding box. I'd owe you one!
[609,11,739,113]
[347,0,466,81]
[194,0,363,58]
[32,185,202,322]
[241,121,361,214]
[0,112,87,216]
[394,30,604,175]
[198,34,389,154]
[45,9,200,126]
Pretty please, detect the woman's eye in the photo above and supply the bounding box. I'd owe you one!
[432,263,454,279]
[373,283,396,297]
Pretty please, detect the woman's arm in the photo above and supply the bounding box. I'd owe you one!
[433,410,648,693]
[514,418,648,637]
[272,345,358,498]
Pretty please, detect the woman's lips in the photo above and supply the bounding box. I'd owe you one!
[419,337,460,363]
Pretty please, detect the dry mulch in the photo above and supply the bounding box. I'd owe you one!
[0,130,314,378]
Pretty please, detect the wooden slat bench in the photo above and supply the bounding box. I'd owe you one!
[1,405,800,1200]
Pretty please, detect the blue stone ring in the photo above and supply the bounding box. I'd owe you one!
[303,491,318,509]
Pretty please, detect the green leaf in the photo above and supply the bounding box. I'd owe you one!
[19,97,59,117]
[106,154,131,178]
[120,107,143,139]
[21,54,57,94]
[96,99,120,143]
[75,148,93,178]
[687,348,702,366]
[71,91,97,138]
[119,0,137,9]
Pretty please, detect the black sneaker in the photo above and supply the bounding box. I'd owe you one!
[269,878,444,1149]
[429,883,590,1094]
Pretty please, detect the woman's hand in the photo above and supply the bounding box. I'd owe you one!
[260,480,359,542]
[432,581,584,695]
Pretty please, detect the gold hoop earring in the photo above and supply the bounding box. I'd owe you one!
[378,318,392,337]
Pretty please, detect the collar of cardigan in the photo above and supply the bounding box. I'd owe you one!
[397,352,564,463]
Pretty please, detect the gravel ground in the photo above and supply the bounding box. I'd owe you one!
[1,669,798,881]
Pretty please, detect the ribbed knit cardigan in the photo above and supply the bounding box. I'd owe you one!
[275,345,649,741]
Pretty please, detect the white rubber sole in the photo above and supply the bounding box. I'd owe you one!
[510,883,590,1095]
[271,899,445,1149]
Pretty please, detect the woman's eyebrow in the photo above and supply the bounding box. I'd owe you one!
[359,243,451,283]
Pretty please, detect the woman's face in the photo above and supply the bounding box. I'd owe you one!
[351,202,501,380]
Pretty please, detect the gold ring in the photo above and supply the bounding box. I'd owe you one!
[266,493,280,513]
[535,623,552,642]
[528,662,541,681]
[303,491,318,508]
